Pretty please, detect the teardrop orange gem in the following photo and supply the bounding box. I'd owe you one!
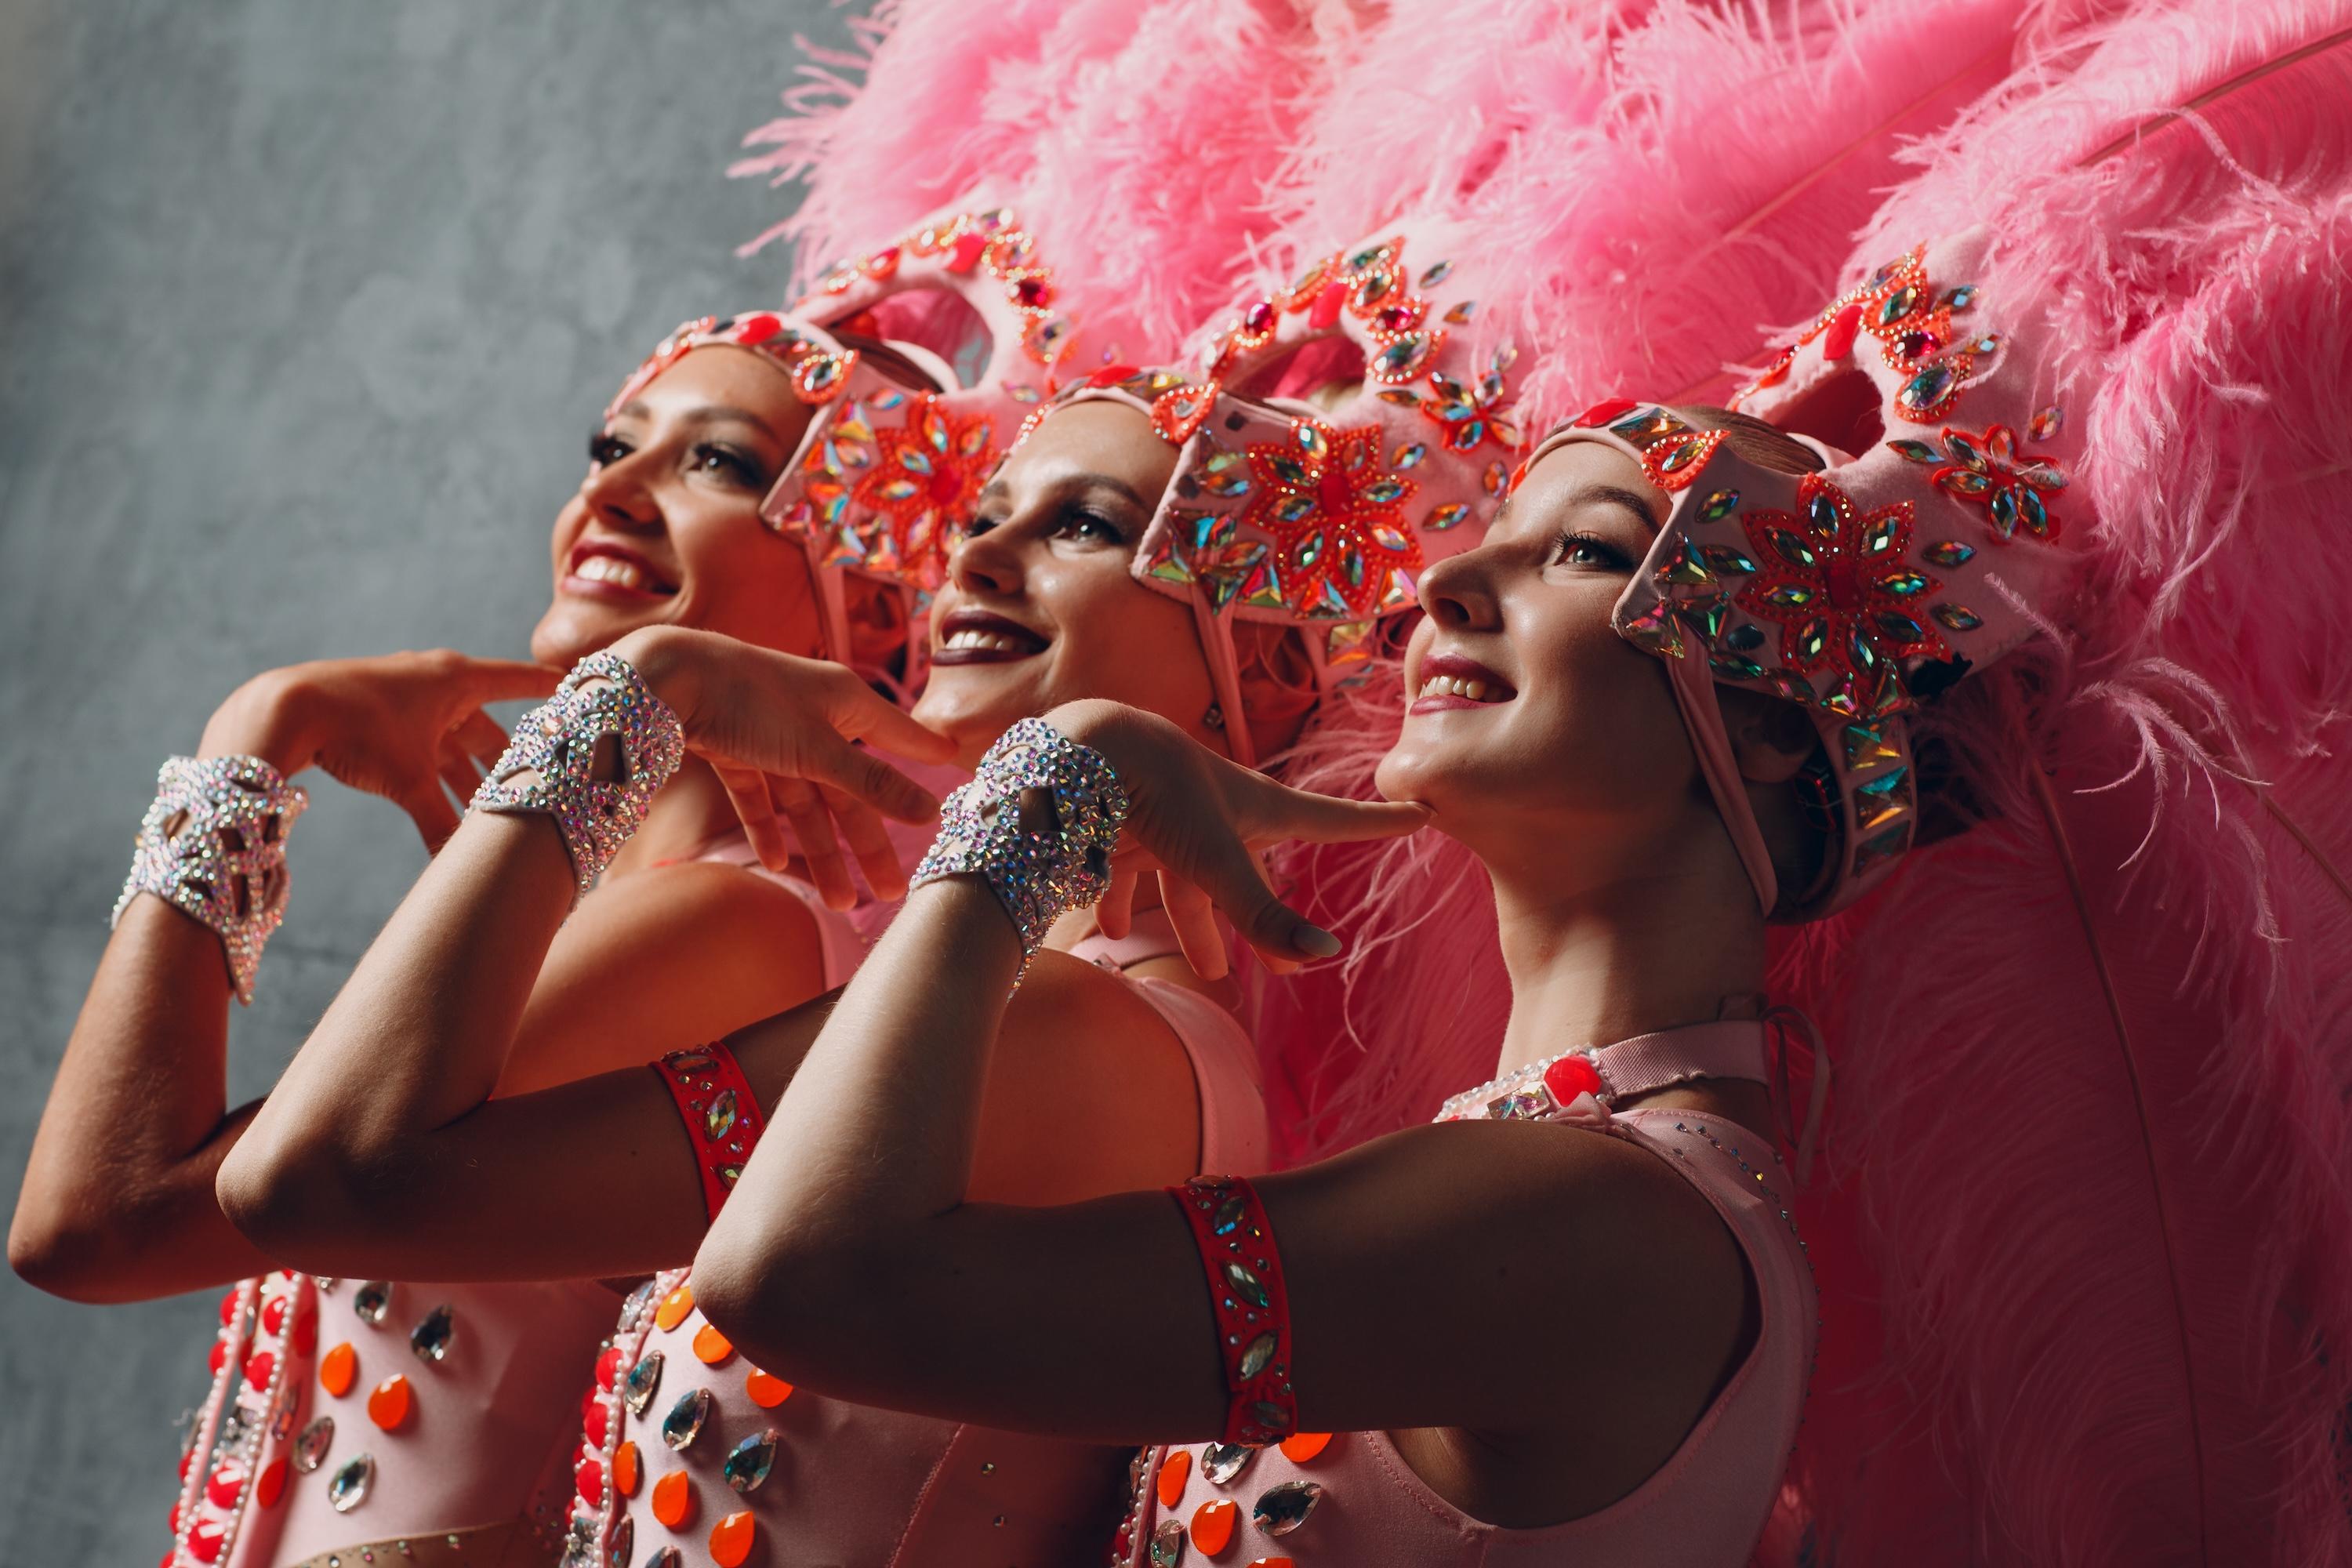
[692,1323,733,1365]
[254,1458,287,1510]
[366,1374,411,1430]
[709,1509,756,1567]
[1276,1431,1332,1463]
[318,1342,357,1397]
[1191,1498,1239,1555]
[1156,1446,1192,1507]
[746,1370,793,1408]
[650,1468,695,1528]
[612,1441,641,1497]
[655,1284,695,1331]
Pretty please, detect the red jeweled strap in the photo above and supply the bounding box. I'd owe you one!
[1169,1175,1297,1445]
[653,1044,768,1221]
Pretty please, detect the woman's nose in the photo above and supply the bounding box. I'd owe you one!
[1418,546,1501,630]
[947,523,1025,598]
[579,458,662,533]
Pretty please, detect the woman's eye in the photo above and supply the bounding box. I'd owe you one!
[1551,530,1629,569]
[587,433,630,466]
[964,514,1002,539]
[1053,509,1125,544]
[689,442,768,488]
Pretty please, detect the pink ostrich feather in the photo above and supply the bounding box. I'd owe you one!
[1773,9,2352,1562]
[731,0,1359,358]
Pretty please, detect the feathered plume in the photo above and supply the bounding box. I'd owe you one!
[1773,7,2352,1562]
[1254,0,2096,1163]
[732,0,1363,358]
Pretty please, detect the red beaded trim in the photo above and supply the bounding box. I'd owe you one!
[1169,1175,1297,1445]
[653,1044,768,1221]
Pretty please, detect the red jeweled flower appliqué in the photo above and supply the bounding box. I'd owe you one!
[1240,418,1421,619]
[851,393,998,589]
[1889,423,2065,543]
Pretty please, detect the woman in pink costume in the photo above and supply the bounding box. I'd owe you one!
[9,227,1053,1566]
[212,217,1526,1568]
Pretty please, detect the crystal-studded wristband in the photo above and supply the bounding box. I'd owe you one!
[1170,1175,1298,1445]
[908,717,1129,975]
[114,755,310,1005]
[470,650,685,899]
[653,1044,769,1221]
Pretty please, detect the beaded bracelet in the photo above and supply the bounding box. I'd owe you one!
[470,650,685,898]
[909,717,1129,977]
[114,755,310,1004]
[652,1043,769,1220]
[1169,1175,1298,1445]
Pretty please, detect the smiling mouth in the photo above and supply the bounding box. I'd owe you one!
[931,612,1049,665]
[564,548,678,599]
[1410,656,1517,713]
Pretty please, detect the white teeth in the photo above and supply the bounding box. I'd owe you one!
[576,556,647,590]
[1419,673,1505,702]
[943,628,1035,654]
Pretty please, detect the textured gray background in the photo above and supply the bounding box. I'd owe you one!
[0,0,838,1555]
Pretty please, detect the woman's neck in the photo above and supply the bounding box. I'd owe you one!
[607,754,744,877]
[1486,855,1767,1082]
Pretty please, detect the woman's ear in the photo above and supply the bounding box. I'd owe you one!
[1719,688,1816,786]
[1234,622,1322,760]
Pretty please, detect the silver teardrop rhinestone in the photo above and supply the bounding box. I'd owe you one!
[1238,1332,1278,1381]
[1149,1517,1188,1566]
[408,1304,456,1363]
[1198,1442,1255,1486]
[643,1549,682,1568]
[291,1415,335,1473]
[1252,1479,1323,1535]
[604,1515,634,1568]
[723,1428,779,1494]
[353,1282,393,1325]
[661,1386,712,1450]
[327,1452,376,1512]
[623,1350,664,1416]
[618,1279,658,1332]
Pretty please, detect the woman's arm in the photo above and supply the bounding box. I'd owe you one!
[686,704,1748,1450]
[9,653,551,1301]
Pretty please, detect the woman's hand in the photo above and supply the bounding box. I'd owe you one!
[609,626,957,906]
[1043,699,1429,977]
[198,651,561,849]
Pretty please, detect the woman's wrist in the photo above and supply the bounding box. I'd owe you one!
[604,626,705,733]
[196,670,313,775]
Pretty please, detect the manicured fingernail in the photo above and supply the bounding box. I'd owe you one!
[1295,924,1341,958]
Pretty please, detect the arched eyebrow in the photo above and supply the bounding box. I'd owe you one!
[608,400,787,448]
[977,471,1155,513]
[1563,482,1661,532]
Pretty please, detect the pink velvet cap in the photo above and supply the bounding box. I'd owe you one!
[1538,227,2080,917]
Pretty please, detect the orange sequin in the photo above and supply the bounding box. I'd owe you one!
[318,1342,356,1397]
[1191,1498,1239,1555]
[692,1323,734,1365]
[650,1469,695,1529]
[612,1441,640,1498]
[655,1284,696,1331]
[1156,1447,1192,1508]
[746,1370,793,1408]
[1277,1432,1332,1464]
[254,1457,287,1510]
[710,1509,757,1567]
[365,1374,410,1430]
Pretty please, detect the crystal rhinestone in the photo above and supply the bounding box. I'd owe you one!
[623,1350,664,1415]
[292,1416,334,1473]
[1923,539,1976,568]
[408,1305,455,1363]
[723,1429,779,1495]
[327,1453,375,1513]
[1209,1194,1247,1236]
[353,1282,393,1325]
[604,1516,633,1568]
[1899,363,1955,414]
[618,1279,657,1332]
[644,1550,682,1568]
[1238,1332,1279,1381]
[1252,1479,1323,1535]
[1222,1261,1272,1308]
[1700,488,1740,521]
[705,1090,739,1142]
[1150,1518,1188,1566]
[2029,403,2063,440]
[662,1387,713,1450]
[1726,622,1764,652]
[1417,259,1454,288]
[1887,439,1940,463]
[1426,502,1471,531]
[1200,1442,1256,1486]
[1933,603,1984,632]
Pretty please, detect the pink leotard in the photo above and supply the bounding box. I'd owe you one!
[167,840,862,1568]
[1125,1020,1817,1567]
[561,909,1270,1567]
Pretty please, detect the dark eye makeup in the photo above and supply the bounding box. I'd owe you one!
[1549,529,1634,570]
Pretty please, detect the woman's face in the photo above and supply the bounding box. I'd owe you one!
[1377,440,1710,864]
[913,400,1219,764]
[530,346,822,668]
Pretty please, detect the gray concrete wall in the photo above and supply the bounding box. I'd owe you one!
[0,2,837,1555]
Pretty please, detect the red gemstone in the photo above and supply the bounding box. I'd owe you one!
[256,1458,288,1510]
[1573,397,1639,428]
[929,466,964,504]
[208,1341,227,1376]
[170,1501,183,1533]
[1543,1054,1603,1104]
[735,313,784,346]
[208,1463,245,1509]
[243,1350,275,1389]
[576,1457,604,1508]
[1820,303,1863,362]
[595,1346,622,1390]
[180,1450,194,1481]
[949,232,987,274]
[583,1399,609,1449]
[188,1519,227,1563]
[1243,300,1275,336]
[1822,554,1862,610]
[291,1308,318,1357]
[261,1294,286,1334]
[1308,280,1347,331]
[1087,363,1141,388]
[1317,470,1354,516]
[1012,275,1051,309]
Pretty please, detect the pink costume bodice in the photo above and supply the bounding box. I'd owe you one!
[167,840,862,1568]
[564,909,1270,1568]
[1125,1021,1817,1568]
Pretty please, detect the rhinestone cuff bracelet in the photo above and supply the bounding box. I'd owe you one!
[470,650,686,898]
[910,717,1131,976]
[114,755,310,1005]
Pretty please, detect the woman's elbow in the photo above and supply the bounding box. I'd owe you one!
[690,1221,883,1381]
[8,1200,126,1303]
[213,1131,383,1265]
